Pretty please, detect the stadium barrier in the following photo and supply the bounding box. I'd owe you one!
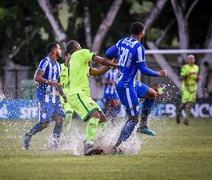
[0,99,211,120]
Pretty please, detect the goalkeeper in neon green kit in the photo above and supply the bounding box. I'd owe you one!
[60,52,73,133]
[65,40,118,155]
[176,54,200,125]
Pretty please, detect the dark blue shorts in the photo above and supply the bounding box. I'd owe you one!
[116,81,150,116]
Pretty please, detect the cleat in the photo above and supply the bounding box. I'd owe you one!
[137,127,156,136]
[84,148,103,156]
[84,140,103,156]
[24,133,31,150]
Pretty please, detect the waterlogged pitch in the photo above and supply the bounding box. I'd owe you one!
[0,118,212,179]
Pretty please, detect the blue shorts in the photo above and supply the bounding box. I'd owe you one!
[135,81,150,98]
[38,99,65,122]
[103,91,120,104]
[116,81,150,116]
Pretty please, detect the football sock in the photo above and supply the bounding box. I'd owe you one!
[86,117,100,141]
[53,123,63,140]
[28,122,47,136]
[140,99,155,127]
[115,119,137,147]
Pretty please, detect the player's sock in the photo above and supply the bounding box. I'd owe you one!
[86,117,100,141]
[28,122,47,136]
[115,119,137,147]
[64,111,73,133]
[140,99,155,128]
[52,123,62,149]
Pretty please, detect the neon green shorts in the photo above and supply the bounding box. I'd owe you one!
[67,93,101,121]
[181,90,197,104]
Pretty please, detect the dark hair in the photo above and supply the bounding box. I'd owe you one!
[46,42,58,54]
[130,22,145,35]
[66,40,79,54]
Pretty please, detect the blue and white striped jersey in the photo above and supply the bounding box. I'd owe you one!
[106,36,159,87]
[36,56,62,103]
[103,68,119,94]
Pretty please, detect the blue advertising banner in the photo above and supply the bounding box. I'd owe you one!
[0,100,38,120]
[0,99,211,120]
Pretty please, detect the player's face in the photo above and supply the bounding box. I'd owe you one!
[55,44,62,58]
[188,56,195,65]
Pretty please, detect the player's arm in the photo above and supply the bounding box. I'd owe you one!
[57,77,67,103]
[106,45,118,59]
[90,58,117,76]
[92,55,118,68]
[89,66,111,76]
[34,69,62,88]
[136,46,167,77]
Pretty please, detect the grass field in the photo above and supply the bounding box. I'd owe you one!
[0,118,212,180]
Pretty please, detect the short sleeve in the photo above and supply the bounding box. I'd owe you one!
[81,49,95,63]
[38,58,49,72]
[135,45,146,63]
[180,65,188,76]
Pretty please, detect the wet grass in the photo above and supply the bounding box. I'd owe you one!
[0,118,212,180]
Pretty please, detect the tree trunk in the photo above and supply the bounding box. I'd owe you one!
[171,0,189,52]
[37,0,67,46]
[83,0,92,49]
[144,0,168,33]
[91,0,123,53]
[198,18,212,98]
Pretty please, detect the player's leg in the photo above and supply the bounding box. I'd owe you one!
[184,92,196,125]
[136,82,157,136]
[51,99,65,149]
[63,102,73,133]
[110,92,121,125]
[103,93,111,116]
[113,86,139,152]
[68,93,103,155]
[24,101,52,149]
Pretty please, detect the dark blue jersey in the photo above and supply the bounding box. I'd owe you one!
[106,36,158,87]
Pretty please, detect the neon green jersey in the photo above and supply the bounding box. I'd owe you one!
[68,49,95,96]
[60,63,70,89]
[180,64,199,92]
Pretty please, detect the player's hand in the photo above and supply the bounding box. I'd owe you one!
[50,81,62,88]
[158,70,168,77]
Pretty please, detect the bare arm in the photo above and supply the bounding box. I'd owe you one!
[93,55,118,68]
[90,66,111,76]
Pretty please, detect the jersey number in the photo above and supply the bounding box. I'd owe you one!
[119,47,129,67]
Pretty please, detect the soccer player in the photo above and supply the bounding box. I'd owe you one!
[176,54,199,125]
[106,22,167,152]
[65,40,118,156]
[102,67,121,124]
[60,52,74,133]
[24,42,66,150]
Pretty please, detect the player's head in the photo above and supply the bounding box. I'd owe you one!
[46,42,62,58]
[130,22,145,41]
[187,54,195,65]
[66,40,81,55]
